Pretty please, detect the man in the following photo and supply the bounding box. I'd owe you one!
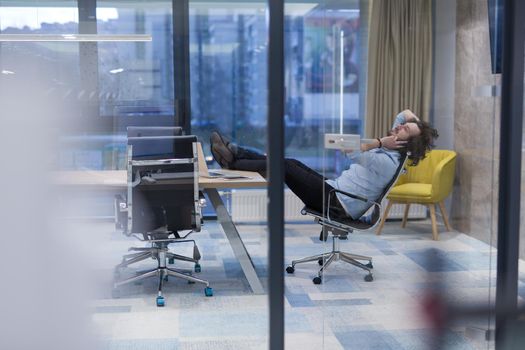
[211,110,438,220]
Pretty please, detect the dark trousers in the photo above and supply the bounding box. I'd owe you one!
[231,147,346,216]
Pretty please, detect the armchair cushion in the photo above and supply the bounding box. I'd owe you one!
[387,150,456,204]
[388,183,432,201]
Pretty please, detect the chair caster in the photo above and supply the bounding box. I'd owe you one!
[365,261,373,269]
[168,258,175,264]
[313,276,322,285]
[194,263,201,273]
[156,296,165,307]
[164,275,169,282]
[286,266,295,274]
[318,258,324,266]
[188,280,195,284]
[364,274,373,282]
[193,245,202,261]
[204,287,213,297]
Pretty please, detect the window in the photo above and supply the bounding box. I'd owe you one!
[97,2,175,120]
[189,3,364,175]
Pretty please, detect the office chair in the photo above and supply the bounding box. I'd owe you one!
[116,126,204,268]
[113,133,212,307]
[286,154,407,284]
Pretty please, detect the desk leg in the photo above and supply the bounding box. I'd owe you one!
[205,189,265,295]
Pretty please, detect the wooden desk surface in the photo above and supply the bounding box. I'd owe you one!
[54,168,266,189]
[54,142,266,189]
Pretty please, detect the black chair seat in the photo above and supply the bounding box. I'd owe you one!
[302,206,374,230]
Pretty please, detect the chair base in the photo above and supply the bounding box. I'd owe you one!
[287,236,373,283]
[113,242,211,305]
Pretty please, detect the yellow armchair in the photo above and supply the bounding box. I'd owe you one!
[376,150,457,240]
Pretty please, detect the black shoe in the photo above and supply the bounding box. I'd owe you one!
[210,131,234,168]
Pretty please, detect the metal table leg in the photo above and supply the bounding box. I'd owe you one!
[205,188,265,294]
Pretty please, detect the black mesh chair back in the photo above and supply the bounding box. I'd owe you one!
[127,126,183,138]
[127,135,199,235]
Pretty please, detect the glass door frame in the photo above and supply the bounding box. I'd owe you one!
[495,0,525,346]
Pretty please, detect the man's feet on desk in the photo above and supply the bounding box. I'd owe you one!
[210,131,236,169]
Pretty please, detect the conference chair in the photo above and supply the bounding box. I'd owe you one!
[115,127,203,272]
[376,150,457,241]
[286,154,408,284]
[113,133,212,307]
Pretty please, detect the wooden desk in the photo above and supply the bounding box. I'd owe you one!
[56,141,265,189]
[54,147,267,294]
[55,169,266,189]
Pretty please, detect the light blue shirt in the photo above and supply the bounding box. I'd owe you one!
[326,112,407,219]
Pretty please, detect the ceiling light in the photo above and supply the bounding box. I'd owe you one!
[0,34,152,42]
[109,68,124,74]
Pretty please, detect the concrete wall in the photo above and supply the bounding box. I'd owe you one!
[451,0,500,250]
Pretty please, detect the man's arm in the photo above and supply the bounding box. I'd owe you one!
[352,110,416,153]
[359,136,407,152]
[360,139,381,152]
[391,109,419,130]
[402,109,420,123]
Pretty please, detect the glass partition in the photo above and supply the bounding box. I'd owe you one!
[302,0,498,348]
[188,2,270,347]
[1,0,514,348]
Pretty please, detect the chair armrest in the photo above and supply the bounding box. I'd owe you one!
[327,189,380,221]
[431,153,457,202]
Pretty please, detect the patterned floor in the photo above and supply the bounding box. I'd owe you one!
[82,218,513,350]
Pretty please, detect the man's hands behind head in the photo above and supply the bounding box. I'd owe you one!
[381,136,407,150]
[402,109,420,122]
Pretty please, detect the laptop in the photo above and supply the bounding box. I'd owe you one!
[203,169,251,179]
[324,133,361,150]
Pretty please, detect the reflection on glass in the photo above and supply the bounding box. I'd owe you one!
[190,3,363,175]
[97,2,174,119]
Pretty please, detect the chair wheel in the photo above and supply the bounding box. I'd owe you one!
[313,276,322,285]
[286,266,295,274]
[365,262,373,269]
[168,258,175,264]
[318,258,324,266]
[164,275,168,282]
[204,286,213,297]
[194,263,201,273]
[156,296,165,307]
[364,274,373,282]
[188,280,195,284]
[193,245,202,261]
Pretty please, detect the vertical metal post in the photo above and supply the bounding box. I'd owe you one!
[268,0,285,348]
[78,0,100,124]
[173,0,192,133]
[496,0,525,346]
